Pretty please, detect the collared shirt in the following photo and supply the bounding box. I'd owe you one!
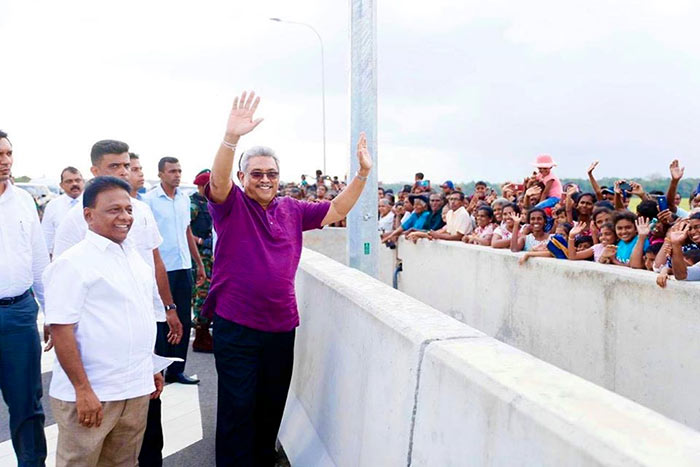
[53,196,165,320]
[42,193,81,255]
[44,230,157,402]
[203,184,330,332]
[0,181,49,308]
[143,184,191,272]
[427,207,445,231]
[445,206,472,236]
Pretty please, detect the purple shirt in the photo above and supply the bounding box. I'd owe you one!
[203,184,331,332]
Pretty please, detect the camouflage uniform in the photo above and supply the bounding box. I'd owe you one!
[190,191,213,326]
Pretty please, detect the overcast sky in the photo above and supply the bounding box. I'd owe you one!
[2,0,700,185]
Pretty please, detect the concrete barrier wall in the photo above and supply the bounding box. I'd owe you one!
[279,249,700,466]
[303,227,395,286]
[395,237,700,432]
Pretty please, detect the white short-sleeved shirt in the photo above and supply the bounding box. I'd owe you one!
[445,206,473,236]
[53,196,165,320]
[0,182,49,308]
[43,230,157,402]
[41,193,80,255]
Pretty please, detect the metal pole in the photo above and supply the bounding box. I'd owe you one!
[348,0,378,277]
[269,18,327,175]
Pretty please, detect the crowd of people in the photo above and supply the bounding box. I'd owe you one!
[4,92,700,467]
[373,156,700,285]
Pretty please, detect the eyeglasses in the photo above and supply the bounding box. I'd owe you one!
[248,171,279,181]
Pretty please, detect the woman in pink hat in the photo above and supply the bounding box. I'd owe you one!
[532,154,563,209]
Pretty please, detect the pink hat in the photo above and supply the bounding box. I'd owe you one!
[532,154,557,168]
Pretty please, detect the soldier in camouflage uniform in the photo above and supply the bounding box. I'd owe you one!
[191,170,214,352]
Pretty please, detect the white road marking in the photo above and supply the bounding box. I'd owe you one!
[0,378,203,465]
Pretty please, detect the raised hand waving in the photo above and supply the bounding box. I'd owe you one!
[226,91,264,139]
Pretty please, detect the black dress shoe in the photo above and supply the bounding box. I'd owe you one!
[165,373,200,385]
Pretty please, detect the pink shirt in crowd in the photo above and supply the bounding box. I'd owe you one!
[537,171,563,199]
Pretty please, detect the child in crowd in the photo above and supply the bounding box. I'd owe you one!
[463,206,496,245]
[518,223,572,264]
[567,222,618,263]
[611,211,650,268]
[491,203,520,248]
[532,154,563,209]
[575,235,594,253]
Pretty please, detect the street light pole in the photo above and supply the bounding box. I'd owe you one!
[270,18,327,175]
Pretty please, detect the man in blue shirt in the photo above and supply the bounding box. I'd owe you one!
[144,157,205,385]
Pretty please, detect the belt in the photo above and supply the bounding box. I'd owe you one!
[0,290,31,306]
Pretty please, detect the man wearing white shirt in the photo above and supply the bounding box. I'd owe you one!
[52,140,182,466]
[0,130,49,466]
[406,191,473,242]
[44,176,163,467]
[41,166,84,256]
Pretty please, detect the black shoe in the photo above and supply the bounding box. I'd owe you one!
[165,373,200,385]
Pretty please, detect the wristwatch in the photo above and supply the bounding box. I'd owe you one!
[165,304,177,312]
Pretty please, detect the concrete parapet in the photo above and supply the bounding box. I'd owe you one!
[395,237,700,432]
[280,248,700,466]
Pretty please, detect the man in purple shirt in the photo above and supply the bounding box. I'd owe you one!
[205,91,372,466]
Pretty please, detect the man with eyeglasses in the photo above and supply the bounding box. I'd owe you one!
[204,91,372,466]
[143,157,206,386]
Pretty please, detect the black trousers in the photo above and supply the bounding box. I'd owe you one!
[213,315,295,467]
[138,322,169,467]
[0,293,46,467]
[165,269,193,376]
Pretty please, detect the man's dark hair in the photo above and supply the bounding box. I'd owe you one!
[415,172,424,180]
[83,176,131,208]
[554,207,566,216]
[0,129,10,146]
[475,181,487,187]
[636,200,659,219]
[91,140,129,166]
[158,156,179,173]
[649,190,665,196]
[451,191,465,201]
[129,152,140,160]
[60,166,80,182]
